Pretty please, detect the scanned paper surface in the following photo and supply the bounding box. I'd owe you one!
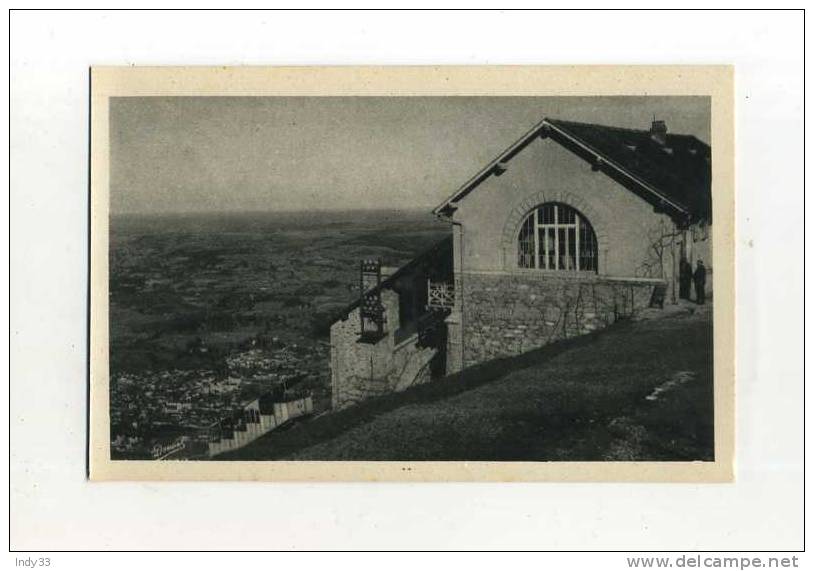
[89,66,734,481]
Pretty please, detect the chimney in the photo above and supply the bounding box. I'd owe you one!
[650,119,668,145]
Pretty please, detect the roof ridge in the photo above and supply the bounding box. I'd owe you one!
[546,117,652,136]
[548,117,710,149]
[434,116,711,222]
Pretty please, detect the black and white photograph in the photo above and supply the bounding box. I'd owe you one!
[100,87,723,469]
[12,8,804,556]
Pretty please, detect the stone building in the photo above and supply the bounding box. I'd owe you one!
[330,117,711,408]
[329,238,453,409]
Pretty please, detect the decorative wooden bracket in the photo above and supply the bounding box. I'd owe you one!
[539,124,551,139]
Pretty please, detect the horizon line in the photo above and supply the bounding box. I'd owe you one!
[110,205,440,217]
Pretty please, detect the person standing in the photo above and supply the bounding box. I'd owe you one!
[679,257,692,300]
[693,260,707,305]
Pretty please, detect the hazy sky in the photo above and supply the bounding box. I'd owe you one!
[110,96,710,214]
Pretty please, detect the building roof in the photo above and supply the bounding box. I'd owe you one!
[333,235,453,322]
[433,117,712,224]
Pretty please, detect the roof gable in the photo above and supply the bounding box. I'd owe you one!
[433,117,712,224]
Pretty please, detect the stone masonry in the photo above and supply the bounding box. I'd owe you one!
[453,271,662,368]
[330,289,436,410]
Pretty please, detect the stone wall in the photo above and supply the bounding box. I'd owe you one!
[330,289,436,410]
[456,271,661,368]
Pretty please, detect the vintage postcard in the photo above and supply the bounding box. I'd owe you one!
[89,66,734,481]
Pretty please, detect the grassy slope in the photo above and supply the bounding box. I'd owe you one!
[219,306,713,461]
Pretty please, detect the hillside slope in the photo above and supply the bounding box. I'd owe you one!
[219,304,713,461]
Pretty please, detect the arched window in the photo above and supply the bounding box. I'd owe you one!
[517,202,598,272]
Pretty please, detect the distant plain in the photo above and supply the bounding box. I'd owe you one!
[109,208,450,458]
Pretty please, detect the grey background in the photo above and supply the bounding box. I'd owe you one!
[110,96,710,214]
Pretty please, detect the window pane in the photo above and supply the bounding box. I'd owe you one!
[517,214,535,268]
[559,204,576,224]
[547,227,556,269]
[518,203,599,272]
[579,217,597,272]
[557,227,567,270]
[537,228,550,270]
[540,204,556,224]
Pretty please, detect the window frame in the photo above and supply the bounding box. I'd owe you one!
[517,202,599,273]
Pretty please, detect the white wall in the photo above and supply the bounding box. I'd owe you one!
[453,137,677,278]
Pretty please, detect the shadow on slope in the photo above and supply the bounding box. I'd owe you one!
[216,322,617,461]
